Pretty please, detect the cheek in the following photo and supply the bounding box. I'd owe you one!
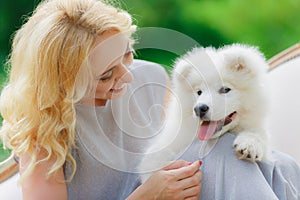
[95,81,114,94]
[222,93,240,112]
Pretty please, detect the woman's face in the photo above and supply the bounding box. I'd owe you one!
[81,30,134,106]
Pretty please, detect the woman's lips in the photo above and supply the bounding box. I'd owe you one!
[110,85,125,94]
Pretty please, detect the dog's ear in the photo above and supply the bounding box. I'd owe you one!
[172,57,192,82]
[229,62,251,74]
[221,44,268,76]
[233,63,246,71]
[171,58,196,92]
[172,47,214,82]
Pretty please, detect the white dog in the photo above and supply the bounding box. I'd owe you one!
[139,44,270,179]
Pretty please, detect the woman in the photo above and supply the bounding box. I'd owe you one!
[0,0,202,199]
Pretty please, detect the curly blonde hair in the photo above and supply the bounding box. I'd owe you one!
[0,0,136,181]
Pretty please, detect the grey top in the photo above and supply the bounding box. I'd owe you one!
[179,133,300,200]
[65,60,167,200]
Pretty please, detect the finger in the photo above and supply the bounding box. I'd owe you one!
[185,194,201,200]
[163,159,190,170]
[183,184,202,199]
[170,160,201,180]
[178,170,202,189]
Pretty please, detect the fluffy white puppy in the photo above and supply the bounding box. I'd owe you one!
[139,44,270,180]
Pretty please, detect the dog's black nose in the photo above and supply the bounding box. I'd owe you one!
[194,104,209,118]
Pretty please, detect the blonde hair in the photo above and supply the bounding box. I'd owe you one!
[0,0,136,181]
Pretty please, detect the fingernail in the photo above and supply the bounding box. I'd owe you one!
[199,160,203,166]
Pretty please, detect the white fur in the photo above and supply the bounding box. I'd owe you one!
[139,44,270,182]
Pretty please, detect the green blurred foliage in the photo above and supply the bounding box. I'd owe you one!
[121,0,300,66]
[0,141,11,162]
[0,0,299,158]
[1,0,300,71]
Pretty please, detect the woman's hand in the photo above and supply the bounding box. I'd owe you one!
[128,160,202,200]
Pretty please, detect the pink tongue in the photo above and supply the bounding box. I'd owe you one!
[198,121,218,140]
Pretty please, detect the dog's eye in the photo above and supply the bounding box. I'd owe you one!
[197,90,202,96]
[219,86,231,94]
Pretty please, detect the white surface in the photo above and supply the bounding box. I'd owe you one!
[268,56,300,165]
[0,173,22,200]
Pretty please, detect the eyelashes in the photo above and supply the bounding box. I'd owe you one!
[99,70,113,82]
[96,45,133,82]
[97,53,133,82]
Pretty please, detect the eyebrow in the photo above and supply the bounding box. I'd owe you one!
[101,66,115,76]
[96,67,115,80]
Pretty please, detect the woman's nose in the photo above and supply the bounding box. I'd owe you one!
[116,64,133,84]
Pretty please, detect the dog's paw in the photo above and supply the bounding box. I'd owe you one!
[233,134,265,162]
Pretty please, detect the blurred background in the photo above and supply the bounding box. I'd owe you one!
[0,0,299,162]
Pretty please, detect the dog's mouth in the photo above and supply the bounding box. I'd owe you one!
[198,111,237,140]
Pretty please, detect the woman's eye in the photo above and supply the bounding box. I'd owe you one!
[219,86,231,94]
[197,90,202,96]
[99,70,113,82]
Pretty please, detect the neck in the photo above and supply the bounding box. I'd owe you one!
[80,98,107,106]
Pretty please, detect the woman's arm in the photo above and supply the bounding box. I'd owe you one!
[20,151,68,200]
[127,160,202,200]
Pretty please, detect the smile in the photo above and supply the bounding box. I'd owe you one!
[110,85,125,94]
